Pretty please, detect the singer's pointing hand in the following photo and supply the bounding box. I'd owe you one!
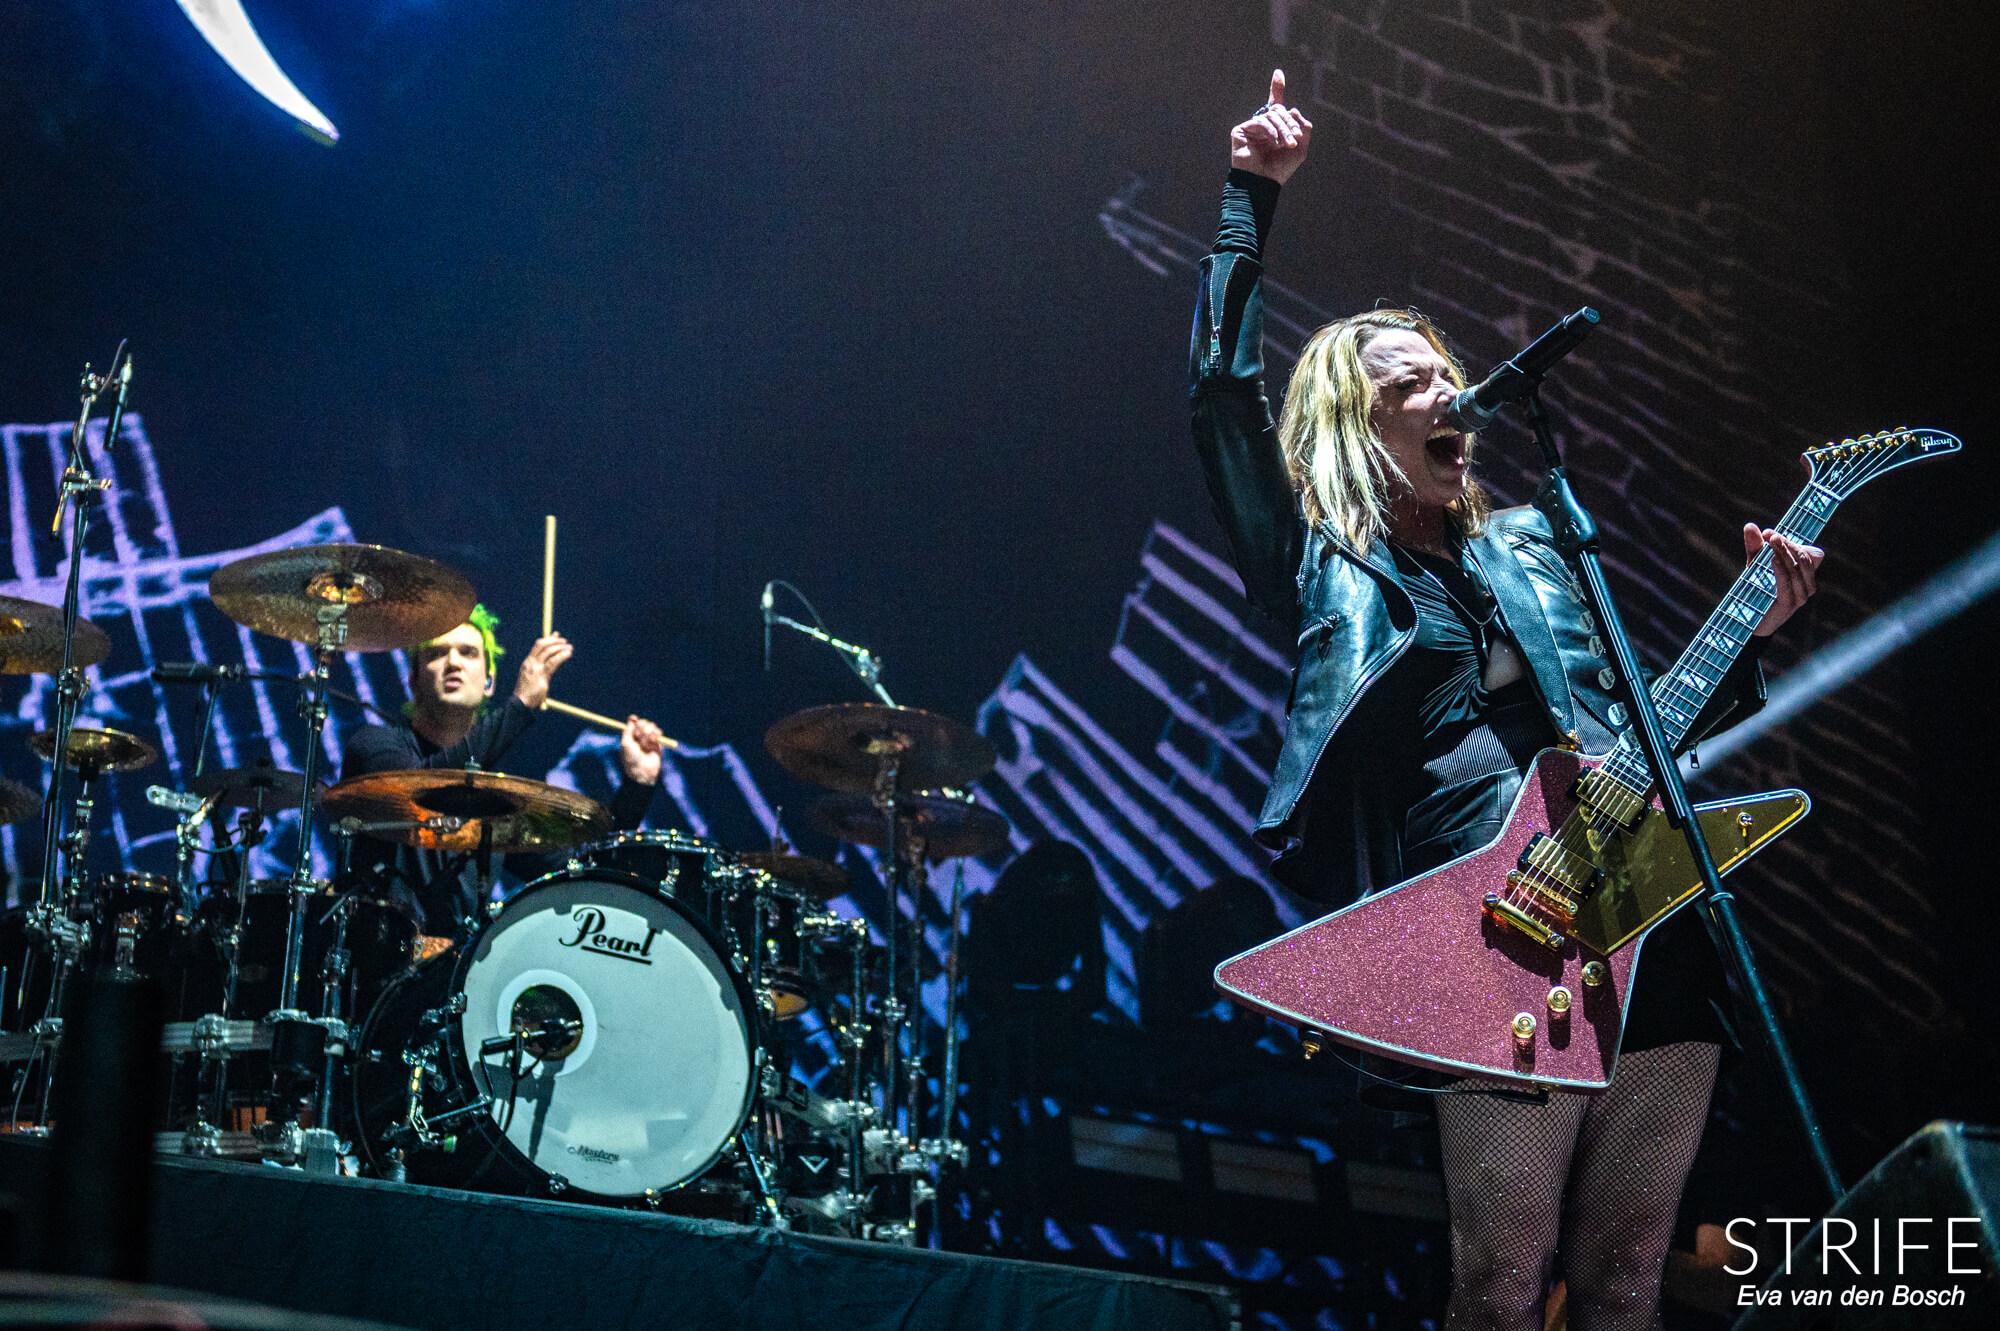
[512,633,573,710]
[1231,69,1312,185]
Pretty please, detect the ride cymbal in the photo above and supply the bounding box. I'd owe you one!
[29,726,159,775]
[0,596,112,675]
[322,768,611,854]
[207,544,476,652]
[764,703,994,795]
[808,789,1010,861]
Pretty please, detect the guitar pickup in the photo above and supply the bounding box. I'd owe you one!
[1573,769,1646,829]
[1516,832,1597,898]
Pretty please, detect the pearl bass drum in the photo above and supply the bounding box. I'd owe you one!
[354,866,756,1203]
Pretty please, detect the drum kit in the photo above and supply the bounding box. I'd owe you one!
[1,358,1008,1242]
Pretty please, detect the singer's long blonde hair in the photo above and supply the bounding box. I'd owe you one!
[1279,308,1489,550]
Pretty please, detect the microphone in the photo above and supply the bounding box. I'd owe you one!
[761,582,774,672]
[152,661,244,685]
[1445,306,1600,433]
[146,785,207,815]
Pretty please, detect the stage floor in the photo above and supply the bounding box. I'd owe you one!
[0,1137,1237,1331]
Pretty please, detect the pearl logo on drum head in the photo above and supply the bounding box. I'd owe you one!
[559,906,661,964]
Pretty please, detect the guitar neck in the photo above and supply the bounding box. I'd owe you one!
[1596,479,1839,794]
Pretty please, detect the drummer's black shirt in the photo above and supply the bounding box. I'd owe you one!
[341,697,655,935]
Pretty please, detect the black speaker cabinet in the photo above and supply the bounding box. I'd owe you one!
[1733,1120,1995,1328]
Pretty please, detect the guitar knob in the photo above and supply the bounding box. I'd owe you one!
[1547,986,1572,1019]
[1581,960,1608,988]
[1511,1012,1537,1048]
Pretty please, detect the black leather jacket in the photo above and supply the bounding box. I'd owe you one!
[1190,245,1766,906]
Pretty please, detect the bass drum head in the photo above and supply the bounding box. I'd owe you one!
[459,870,754,1198]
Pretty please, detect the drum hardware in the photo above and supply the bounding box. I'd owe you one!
[763,682,998,1244]
[353,867,757,1203]
[208,545,478,1121]
[10,349,131,1130]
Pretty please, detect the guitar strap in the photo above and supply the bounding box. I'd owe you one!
[1464,529,1579,738]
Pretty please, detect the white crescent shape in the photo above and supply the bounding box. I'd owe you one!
[175,0,340,144]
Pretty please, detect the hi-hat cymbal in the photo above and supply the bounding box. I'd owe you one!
[0,596,112,675]
[322,768,610,854]
[765,703,995,795]
[737,851,850,900]
[0,776,41,827]
[808,789,1010,861]
[191,765,316,813]
[207,544,476,653]
[29,726,159,775]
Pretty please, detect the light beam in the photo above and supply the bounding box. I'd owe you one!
[174,0,338,144]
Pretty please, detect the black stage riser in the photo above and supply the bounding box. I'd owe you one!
[0,1138,1235,1331]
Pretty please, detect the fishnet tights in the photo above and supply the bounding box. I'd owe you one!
[1435,1041,1720,1331]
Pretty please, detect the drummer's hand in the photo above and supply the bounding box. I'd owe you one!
[1231,69,1312,184]
[620,715,666,784]
[511,633,573,710]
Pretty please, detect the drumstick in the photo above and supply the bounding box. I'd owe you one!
[543,697,683,751]
[541,515,556,638]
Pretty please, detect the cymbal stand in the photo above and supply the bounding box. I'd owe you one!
[921,859,971,1223]
[870,752,906,1155]
[265,603,344,1166]
[275,604,345,1021]
[22,353,128,1127]
[182,795,270,1157]
[304,830,364,1176]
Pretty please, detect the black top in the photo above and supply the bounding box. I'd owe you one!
[341,697,655,934]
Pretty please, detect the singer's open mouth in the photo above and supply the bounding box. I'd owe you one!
[1425,427,1467,468]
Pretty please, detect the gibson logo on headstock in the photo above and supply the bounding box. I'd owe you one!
[560,907,660,964]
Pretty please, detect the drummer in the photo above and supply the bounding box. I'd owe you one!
[341,605,668,936]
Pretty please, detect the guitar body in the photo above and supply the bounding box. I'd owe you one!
[1214,748,1809,1089]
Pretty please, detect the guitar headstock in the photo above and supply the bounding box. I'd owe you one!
[1803,427,1961,499]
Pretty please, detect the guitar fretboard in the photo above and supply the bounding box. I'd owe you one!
[1594,482,1839,798]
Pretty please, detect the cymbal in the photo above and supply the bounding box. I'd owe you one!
[0,776,41,827]
[808,790,1010,861]
[765,703,995,795]
[737,851,850,900]
[29,725,159,775]
[191,765,316,813]
[322,768,611,854]
[0,595,112,675]
[207,544,476,653]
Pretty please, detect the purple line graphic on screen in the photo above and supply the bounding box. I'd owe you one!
[1,414,413,892]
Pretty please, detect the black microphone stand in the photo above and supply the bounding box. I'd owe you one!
[1519,384,1844,1206]
[24,352,129,1124]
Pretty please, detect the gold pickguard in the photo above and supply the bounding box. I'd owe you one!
[1569,789,1810,955]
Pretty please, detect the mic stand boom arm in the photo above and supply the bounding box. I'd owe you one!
[1520,384,1844,1206]
[767,611,896,707]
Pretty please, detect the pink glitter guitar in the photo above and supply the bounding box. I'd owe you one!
[1214,428,1959,1089]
